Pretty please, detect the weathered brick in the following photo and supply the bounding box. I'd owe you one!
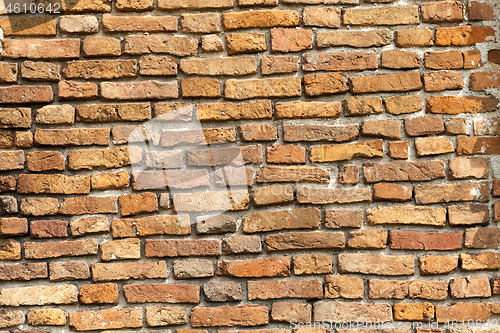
[284,125,358,144]
[222,10,298,30]
[239,124,277,142]
[425,50,464,69]
[0,196,17,215]
[261,55,298,75]
[243,207,320,233]
[0,63,17,83]
[116,0,152,11]
[272,302,311,322]
[414,181,489,204]
[77,103,151,122]
[196,215,237,234]
[0,107,31,128]
[344,6,419,25]
[26,151,64,172]
[256,165,330,183]
[173,259,214,279]
[62,59,134,78]
[92,261,167,282]
[36,105,74,125]
[24,238,97,259]
[470,71,500,90]
[118,192,157,216]
[463,49,483,68]
[369,279,448,300]
[191,305,269,327]
[203,281,243,302]
[68,146,140,171]
[180,56,255,76]
[424,70,463,91]
[457,136,500,155]
[221,235,262,254]
[180,78,220,98]
[20,197,58,216]
[395,28,434,47]
[449,157,488,180]
[83,36,121,57]
[17,174,90,194]
[0,218,27,236]
[293,254,331,275]
[145,306,187,327]
[0,85,53,104]
[475,118,500,135]
[197,100,271,121]
[123,283,200,303]
[79,283,118,304]
[310,140,383,162]
[276,101,342,119]
[421,1,463,22]
[325,209,363,228]
[303,7,340,27]
[338,253,414,275]
[181,13,220,33]
[58,81,98,100]
[27,307,66,326]
[450,276,491,298]
[60,15,99,33]
[364,161,445,182]
[69,308,142,331]
[38,0,112,13]
[102,80,178,100]
[344,97,382,116]
[34,128,109,146]
[2,38,79,59]
[325,275,364,299]
[173,190,249,212]
[390,230,463,250]
[465,227,500,249]
[304,72,347,96]
[248,279,323,300]
[381,50,419,69]
[297,187,371,204]
[91,171,129,191]
[14,131,33,148]
[49,260,90,281]
[0,239,21,260]
[103,14,176,32]
[226,33,266,55]
[124,35,198,56]
[0,285,77,306]
[318,29,391,48]
[112,214,190,238]
[349,71,422,94]
[348,229,388,249]
[303,52,377,72]
[0,130,14,149]
[314,302,392,323]
[266,144,305,164]
[461,252,500,270]
[100,238,140,261]
[145,239,221,257]
[252,185,293,206]
[394,303,435,321]
[435,303,500,322]
[0,176,16,193]
[361,119,401,139]
[225,77,301,100]
[469,1,496,20]
[158,0,232,10]
[267,232,345,251]
[202,34,224,52]
[405,116,445,136]
[0,309,24,328]
[271,28,312,52]
[449,204,489,226]
[415,137,454,156]
[435,26,496,46]
[30,220,68,238]
[0,262,47,281]
[384,95,422,115]
[217,257,290,278]
[374,183,412,202]
[419,255,458,275]
[427,95,498,114]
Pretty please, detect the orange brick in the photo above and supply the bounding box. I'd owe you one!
[271,28,313,52]
[435,26,496,46]
[421,1,463,22]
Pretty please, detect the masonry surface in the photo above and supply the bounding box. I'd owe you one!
[0,0,499,332]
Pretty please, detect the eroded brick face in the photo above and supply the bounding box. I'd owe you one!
[0,0,498,330]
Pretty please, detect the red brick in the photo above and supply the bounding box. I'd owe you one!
[266,231,345,251]
[0,262,47,281]
[395,27,434,47]
[243,207,320,233]
[58,81,98,100]
[197,100,272,121]
[0,177,16,193]
[2,39,80,59]
[145,239,221,257]
[222,10,299,30]
[405,116,445,136]
[424,70,463,91]
[271,28,312,52]
[103,14,177,32]
[21,60,61,81]
[470,71,500,90]
[69,308,142,331]
[457,136,500,155]
[181,78,220,98]
[17,174,90,194]
[469,1,496,20]
[180,56,256,76]
[421,1,463,22]
[123,283,200,303]
[426,95,498,114]
[390,230,463,250]
[350,71,422,94]
[191,305,269,327]
[0,107,31,128]
[24,238,97,259]
[217,257,290,278]
[261,55,298,75]
[49,260,90,281]
[325,209,363,228]
[30,220,68,238]
[297,187,371,204]
[77,103,151,122]
[0,218,27,236]
[304,72,347,96]
[124,35,199,56]
[303,7,340,28]
[225,77,301,99]
[374,183,412,202]
[425,50,464,69]
[248,279,323,300]
[91,261,167,282]
[318,29,391,48]
[0,86,53,104]
[79,283,119,304]
[435,26,496,46]
[181,13,220,33]
[303,52,378,71]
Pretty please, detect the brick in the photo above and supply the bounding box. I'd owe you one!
[283,0,358,3]
[465,227,500,249]
[394,303,435,321]
[395,27,434,47]
[349,71,422,94]
[369,279,448,300]
[20,197,58,216]
[154,102,194,122]
[261,55,298,75]
[389,141,411,158]
[463,49,483,68]
[223,10,298,30]
[91,261,167,282]
[180,56,255,76]
[272,303,311,322]
[470,71,500,90]
[100,238,140,261]
[0,63,17,83]
[384,95,423,115]
[196,215,236,234]
[103,14,176,32]
[430,96,499,116]
[0,85,53,104]
[0,108,31,128]
[186,145,263,166]
[415,181,489,204]
[449,204,489,226]
[112,214,190,238]
[450,276,491,298]
[310,140,383,162]
[276,101,342,119]
[495,179,500,196]
[0,239,21,260]
[139,55,177,76]
[348,229,388,249]
[82,36,120,57]
[30,220,68,238]
[297,186,371,204]
[239,124,277,142]
[2,38,79,59]
[338,253,414,275]
[405,116,445,136]
[495,201,500,221]
[217,257,290,278]
[0,284,77,306]
[68,146,139,171]
[144,151,184,169]
[158,0,232,9]
[266,232,345,251]
[284,124,359,144]
[248,279,322,300]
[124,283,200,303]
[116,0,152,10]
[79,283,118,304]
[214,166,253,187]
[419,255,458,275]
[124,35,198,56]
[34,128,109,146]
[118,192,157,217]
[252,185,293,206]
[172,190,249,212]
[0,130,14,149]
[325,209,363,228]
[362,119,401,139]
[449,157,488,180]
[344,6,419,25]
[303,52,377,72]
[314,302,392,323]
[36,105,74,125]
[0,196,17,215]
[303,7,340,27]
[180,78,220,98]
[203,281,243,302]
[42,0,112,13]
[14,131,33,149]
[145,239,220,257]
[0,309,24,328]
[421,1,463,22]
[191,305,268,327]
[49,261,90,281]
[0,218,27,236]
[435,26,496,46]
[27,308,66,326]
[381,50,419,69]
[102,80,178,100]
[390,230,462,250]
[457,136,500,155]
[324,275,364,299]
[435,303,500,323]
[344,97,383,116]
[17,174,90,194]
[91,171,129,191]
[304,72,347,96]
[256,166,330,183]
[58,81,98,100]
[60,15,99,33]
[226,33,266,55]
[415,137,454,156]
[461,252,500,270]
[0,16,55,36]
[69,308,142,331]
[425,50,463,69]
[225,77,301,99]
[243,207,320,233]
[201,34,224,52]
[181,13,220,33]
[197,100,271,121]
[469,1,495,20]
[266,144,305,164]
[318,29,391,48]
[374,183,412,202]
[221,235,262,254]
[145,306,187,327]
[0,263,47,281]
[0,176,16,193]
[77,101,151,122]
[475,118,500,135]
[24,238,97,259]
[424,70,463,91]
[293,254,332,275]
[27,149,65,170]
[239,0,277,5]
[173,259,214,279]
[271,28,312,52]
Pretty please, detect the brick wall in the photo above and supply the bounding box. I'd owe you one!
[0,0,499,331]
